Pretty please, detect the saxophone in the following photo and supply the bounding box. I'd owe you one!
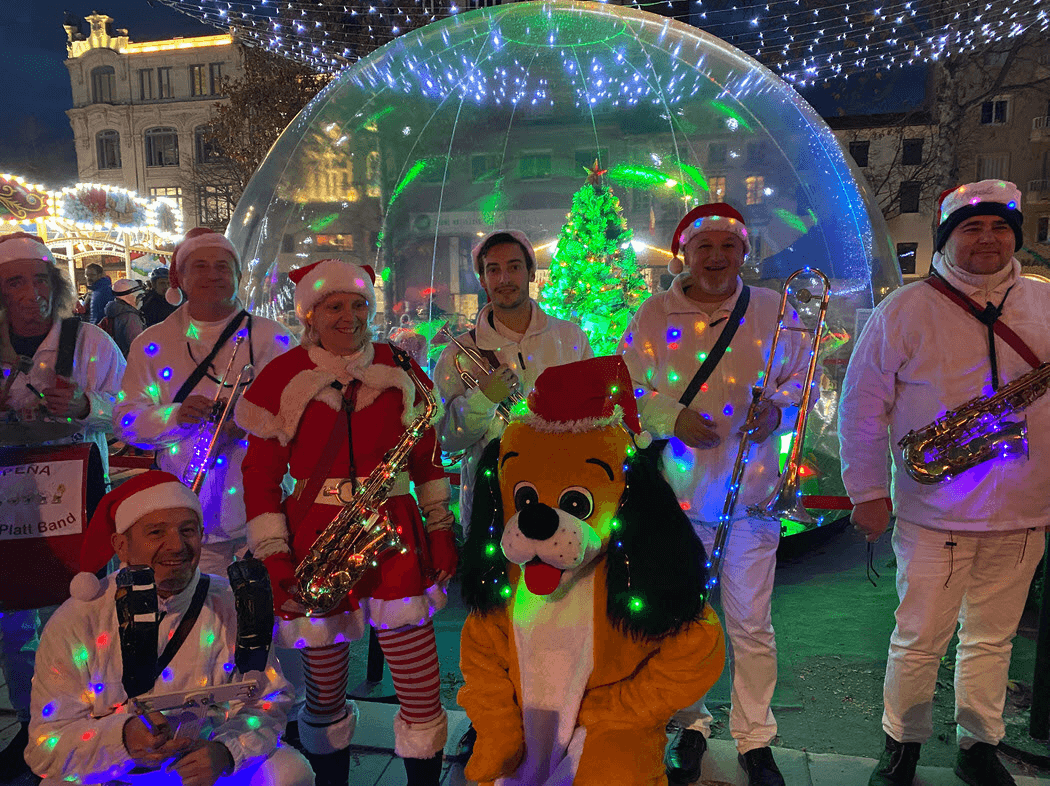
[294,357,438,615]
[898,362,1050,484]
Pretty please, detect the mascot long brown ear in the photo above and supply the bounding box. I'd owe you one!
[606,447,709,640]
[460,437,510,613]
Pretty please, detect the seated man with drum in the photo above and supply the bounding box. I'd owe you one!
[0,231,125,778]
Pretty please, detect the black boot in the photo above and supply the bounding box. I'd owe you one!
[305,747,351,786]
[0,722,31,780]
[664,728,706,785]
[868,734,921,786]
[955,742,1017,786]
[447,724,476,764]
[738,747,786,786]
[403,752,443,786]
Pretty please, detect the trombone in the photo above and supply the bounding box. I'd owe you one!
[438,324,524,424]
[707,268,831,588]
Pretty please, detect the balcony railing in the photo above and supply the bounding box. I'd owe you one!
[1028,179,1050,203]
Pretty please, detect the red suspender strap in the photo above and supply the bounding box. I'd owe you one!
[925,277,1040,369]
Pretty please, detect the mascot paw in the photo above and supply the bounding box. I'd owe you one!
[464,740,526,782]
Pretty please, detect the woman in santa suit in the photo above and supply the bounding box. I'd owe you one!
[236,258,457,786]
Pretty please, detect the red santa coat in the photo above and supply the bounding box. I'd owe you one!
[237,341,452,646]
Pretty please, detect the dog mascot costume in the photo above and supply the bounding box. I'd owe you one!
[457,356,726,786]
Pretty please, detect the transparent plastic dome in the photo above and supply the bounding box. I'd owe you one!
[229,0,901,525]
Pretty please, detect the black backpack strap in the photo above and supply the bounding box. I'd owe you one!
[154,574,211,681]
[678,285,751,409]
[56,317,81,378]
[173,310,248,404]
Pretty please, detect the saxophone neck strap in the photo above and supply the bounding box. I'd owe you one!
[678,285,751,408]
[154,574,210,684]
[926,276,1040,370]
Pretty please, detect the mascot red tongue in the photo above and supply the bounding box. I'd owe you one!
[523,560,562,595]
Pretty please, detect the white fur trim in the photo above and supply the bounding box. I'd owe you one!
[415,478,451,509]
[679,214,750,256]
[276,608,367,648]
[299,701,359,754]
[393,709,448,759]
[307,344,417,426]
[940,179,1022,224]
[236,365,343,446]
[295,259,376,322]
[246,512,290,559]
[173,232,237,277]
[0,235,55,267]
[114,481,202,534]
[365,585,449,630]
[515,404,626,434]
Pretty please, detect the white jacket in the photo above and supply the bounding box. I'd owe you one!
[839,258,1050,532]
[27,570,293,781]
[434,300,592,532]
[5,319,124,481]
[619,275,813,523]
[115,305,295,543]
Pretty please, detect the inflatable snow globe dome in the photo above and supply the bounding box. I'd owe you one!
[229,0,900,523]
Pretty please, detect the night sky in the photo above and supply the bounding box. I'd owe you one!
[1,1,218,184]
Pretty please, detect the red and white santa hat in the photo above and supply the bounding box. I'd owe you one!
[166,227,239,306]
[471,229,537,277]
[523,356,651,448]
[70,471,202,602]
[289,258,377,323]
[0,232,57,268]
[668,203,750,275]
[935,179,1024,252]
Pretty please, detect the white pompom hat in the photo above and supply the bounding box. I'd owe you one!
[0,232,56,267]
[289,258,377,322]
[668,203,750,275]
[167,228,239,306]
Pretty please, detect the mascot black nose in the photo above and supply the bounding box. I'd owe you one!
[517,502,560,541]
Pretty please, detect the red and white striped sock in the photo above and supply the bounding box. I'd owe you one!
[375,621,443,725]
[302,642,351,722]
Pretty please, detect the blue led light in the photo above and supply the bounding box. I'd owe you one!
[145,343,159,357]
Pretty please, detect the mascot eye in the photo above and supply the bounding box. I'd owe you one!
[513,482,539,512]
[558,487,594,520]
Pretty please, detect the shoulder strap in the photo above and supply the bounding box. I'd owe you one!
[154,574,211,680]
[56,317,81,378]
[678,285,751,409]
[467,328,501,370]
[925,277,1040,369]
[173,310,249,403]
[287,384,354,528]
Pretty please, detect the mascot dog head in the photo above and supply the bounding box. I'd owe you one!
[461,356,710,639]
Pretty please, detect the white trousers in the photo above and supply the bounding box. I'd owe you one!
[673,516,780,754]
[883,519,1045,748]
[105,745,314,785]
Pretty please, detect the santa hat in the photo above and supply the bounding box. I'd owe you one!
[523,356,652,448]
[167,227,239,306]
[471,230,537,276]
[668,203,750,275]
[0,232,56,268]
[935,179,1023,252]
[289,258,377,322]
[70,471,202,602]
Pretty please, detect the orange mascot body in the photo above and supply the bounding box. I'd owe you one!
[457,356,726,786]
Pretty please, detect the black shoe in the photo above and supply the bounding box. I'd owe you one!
[404,752,443,786]
[868,734,921,786]
[283,720,306,753]
[447,723,476,764]
[738,747,786,786]
[664,728,707,784]
[954,742,1016,786]
[0,722,31,781]
[304,747,350,786]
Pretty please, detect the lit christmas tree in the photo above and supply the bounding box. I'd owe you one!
[540,161,650,356]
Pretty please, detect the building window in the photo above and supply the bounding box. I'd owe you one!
[366,151,381,198]
[91,66,116,104]
[145,127,179,167]
[209,62,224,95]
[519,152,551,180]
[976,153,1010,181]
[747,142,768,165]
[195,126,220,164]
[138,68,154,101]
[190,64,207,97]
[471,153,500,182]
[95,130,121,170]
[896,242,918,275]
[197,184,236,228]
[1038,216,1049,243]
[745,175,765,206]
[848,140,869,168]
[899,181,922,213]
[708,176,727,201]
[980,98,1010,125]
[157,67,174,99]
[708,143,727,166]
[149,186,183,213]
[902,138,923,166]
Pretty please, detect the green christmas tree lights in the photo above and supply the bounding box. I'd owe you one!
[540,162,650,356]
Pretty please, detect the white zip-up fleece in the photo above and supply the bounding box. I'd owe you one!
[839,257,1050,531]
[619,275,814,523]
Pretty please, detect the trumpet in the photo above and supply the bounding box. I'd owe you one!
[708,268,831,587]
[439,324,524,423]
[182,334,254,494]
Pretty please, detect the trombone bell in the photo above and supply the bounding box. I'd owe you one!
[747,461,816,526]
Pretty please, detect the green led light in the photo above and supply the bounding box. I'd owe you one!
[629,596,644,612]
[485,542,498,556]
[500,585,512,598]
